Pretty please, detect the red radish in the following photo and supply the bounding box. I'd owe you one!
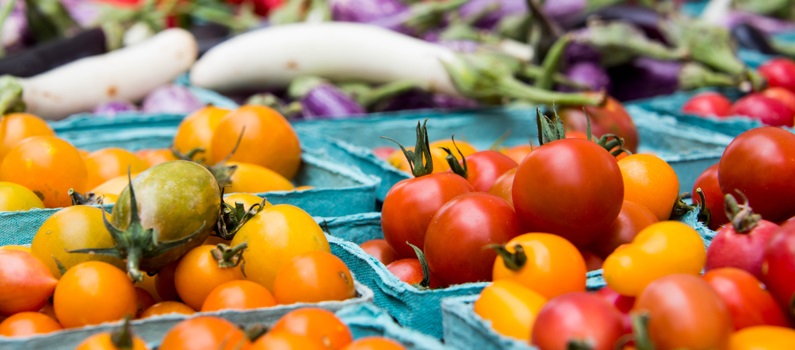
[762,219,795,310]
[730,94,794,127]
[682,92,733,117]
[762,87,795,111]
[371,146,396,161]
[692,163,729,231]
[759,58,795,93]
[705,193,780,280]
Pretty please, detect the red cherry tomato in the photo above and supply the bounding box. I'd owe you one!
[359,239,398,266]
[682,92,734,117]
[532,292,625,350]
[461,150,517,192]
[730,94,794,127]
[759,58,795,93]
[589,200,658,259]
[762,87,795,111]
[487,167,516,207]
[702,268,789,330]
[424,192,522,286]
[558,96,639,153]
[761,220,795,310]
[385,258,441,288]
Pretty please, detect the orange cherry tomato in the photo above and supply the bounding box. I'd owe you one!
[248,332,327,350]
[135,149,178,168]
[83,148,148,190]
[272,251,357,304]
[0,113,55,161]
[0,250,58,316]
[173,106,230,157]
[74,322,149,350]
[492,233,586,299]
[729,326,795,350]
[226,161,295,193]
[0,136,88,207]
[429,139,477,158]
[270,308,353,350]
[342,337,407,350]
[0,312,62,337]
[89,173,139,199]
[160,316,249,350]
[134,287,156,318]
[139,301,195,319]
[53,261,137,328]
[618,154,680,221]
[209,105,301,179]
[200,280,276,312]
[473,279,547,341]
[500,144,533,164]
[174,244,245,310]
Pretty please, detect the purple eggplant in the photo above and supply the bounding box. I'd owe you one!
[731,22,779,55]
[93,100,138,116]
[60,0,100,28]
[330,0,467,36]
[542,0,587,25]
[330,0,407,23]
[1,1,26,54]
[607,58,738,101]
[141,85,204,114]
[301,84,366,119]
[560,4,668,43]
[559,61,610,92]
[721,11,795,34]
[458,0,526,29]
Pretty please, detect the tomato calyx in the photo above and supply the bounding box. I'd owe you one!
[440,136,469,179]
[536,108,567,146]
[110,317,135,350]
[593,133,631,158]
[381,120,434,177]
[214,191,268,240]
[171,127,246,189]
[565,339,595,350]
[70,173,207,282]
[68,188,105,206]
[407,242,432,289]
[210,243,248,270]
[724,191,762,234]
[243,323,269,342]
[488,243,527,271]
[629,312,654,350]
[671,189,711,223]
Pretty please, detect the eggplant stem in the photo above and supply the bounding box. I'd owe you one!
[535,34,571,90]
[360,80,419,108]
[0,76,25,116]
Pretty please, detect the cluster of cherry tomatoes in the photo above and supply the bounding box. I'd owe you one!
[683,57,795,127]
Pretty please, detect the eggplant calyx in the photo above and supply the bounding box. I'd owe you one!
[406,242,432,289]
[0,76,26,116]
[565,339,594,350]
[359,80,419,109]
[288,76,328,100]
[489,243,527,271]
[404,0,468,35]
[211,243,247,269]
[215,195,267,241]
[381,119,434,178]
[439,135,468,179]
[110,317,135,350]
[724,191,762,234]
[678,63,740,91]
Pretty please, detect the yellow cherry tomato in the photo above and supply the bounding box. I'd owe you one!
[729,326,795,350]
[225,162,294,193]
[492,233,586,299]
[0,245,31,253]
[89,173,140,198]
[0,181,45,211]
[473,280,547,341]
[603,221,706,296]
[230,204,330,291]
[618,154,680,221]
[173,106,230,158]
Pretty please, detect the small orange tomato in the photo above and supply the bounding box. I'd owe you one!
[492,233,586,299]
[209,105,301,179]
[342,337,407,350]
[174,244,245,310]
[248,332,327,350]
[0,136,87,207]
[160,316,248,350]
[473,279,547,341]
[89,173,140,198]
[173,106,230,157]
[135,149,178,168]
[270,308,353,349]
[729,326,795,350]
[75,319,148,350]
[134,287,156,318]
[83,148,148,190]
[618,154,680,221]
[0,113,55,161]
[500,144,533,164]
[386,146,451,174]
[201,280,276,312]
[139,301,195,319]
[0,250,58,315]
[429,139,478,157]
[225,161,295,193]
[273,251,356,304]
[0,312,62,337]
[53,261,137,328]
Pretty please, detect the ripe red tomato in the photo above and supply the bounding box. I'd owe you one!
[718,127,795,223]
[381,172,474,258]
[385,258,442,289]
[634,274,733,350]
[761,220,795,310]
[682,92,734,117]
[589,200,658,259]
[359,239,398,266]
[424,192,522,286]
[461,150,517,192]
[762,87,795,111]
[531,292,625,350]
[558,96,639,153]
[731,94,794,127]
[759,58,795,93]
[487,167,516,207]
[702,268,789,330]
[512,138,623,247]
[692,163,729,230]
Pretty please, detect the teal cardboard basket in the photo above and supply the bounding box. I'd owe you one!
[440,209,717,350]
[320,212,607,340]
[294,106,734,200]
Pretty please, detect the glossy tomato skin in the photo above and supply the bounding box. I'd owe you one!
[762,87,795,111]
[174,244,244,310]
[761,220,795,310]
[173,106,230,157]
[342,337,406,350]
[706,217,779,280]
[425,193,522,286]
[225,161,295,193]
[729,326,795,350]
[531,292,625,350]
[682,92,733,117]
[140,301,195,318]
[53,261,137,328]
[590,200,658,259]
[200,280,276,312]
[488,167,517,207]
[381,173,474,258]
[558,96,639,153]
[0,181,44,211]
[512,139,623,247]
[730,94,794,127]
[759,58,795,93]
[0,113,54,161]
[83,148,148,190]
[594,286,635,336]
[462,150,517,192]
[719,127,795,223]
[0,312,61,337]
[359,239,398,266]
[473,280,547,341]
[270,308,353,350]
[702,268,789,330]
[385,259,442,288]
[272,251,356,304]
[634,274,733,350]
[692,163,729,230]
[249,332,326,350]
[159,316,248,350]
[0,250,58,316]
